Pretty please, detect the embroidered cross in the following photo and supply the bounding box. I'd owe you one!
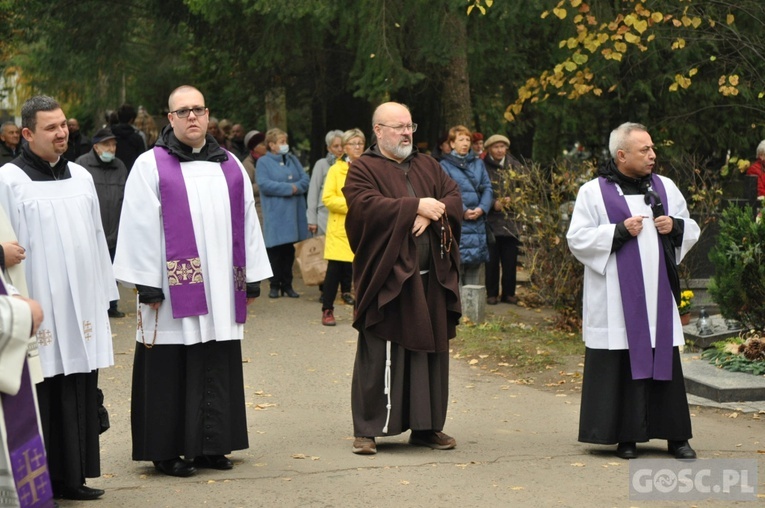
[233,266,247,291]
[83,321,93,342]
[167,258,204,286]
[16,447,49,505]
[36,329,53,347]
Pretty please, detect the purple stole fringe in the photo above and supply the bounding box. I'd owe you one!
[0,281,54,507]
[154,147,247,323]
[598,176,674,380]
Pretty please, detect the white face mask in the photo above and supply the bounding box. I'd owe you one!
[98,151,115,163]
[278,144,290,155]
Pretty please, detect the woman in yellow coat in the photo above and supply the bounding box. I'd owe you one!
[321,128,365,325]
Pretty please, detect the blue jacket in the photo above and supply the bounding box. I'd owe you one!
[256,152,310,247]
[440,151,492,265]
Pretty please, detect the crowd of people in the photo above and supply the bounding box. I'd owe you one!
[0,89,715,505]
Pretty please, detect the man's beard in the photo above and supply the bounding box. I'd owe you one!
[381,137,413,160]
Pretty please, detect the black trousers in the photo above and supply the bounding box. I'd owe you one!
[485,235,519,298]
[266,243,295,290]
[322,260,352,310]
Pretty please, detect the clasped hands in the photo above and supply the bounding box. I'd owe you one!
[625,214,673,237]
[413,197,445,237]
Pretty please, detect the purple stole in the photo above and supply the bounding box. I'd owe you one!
[598,176,674,380]
[154,147,247,323]
[0,281,54,507]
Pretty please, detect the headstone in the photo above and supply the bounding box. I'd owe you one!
[460,284,485,323]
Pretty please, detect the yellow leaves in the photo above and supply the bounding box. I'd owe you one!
[563,60,577,72]
[651,12,664,23]
[718,74,740,96]
[571,52,588,65]
[553,8,567,20]
[570,0,582,7]
[624,32,640,44]
[688,68,698,77]
[727,13,735,25]
[671,38,686,50]
[613,42,627,53]
[668,73,692,92]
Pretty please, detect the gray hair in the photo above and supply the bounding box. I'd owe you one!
[756,140,765,158]
[21,95,61,132]
[325,130,343,148]
[1,121,17,133]
[342,128,365,146]
[609,122,648,159]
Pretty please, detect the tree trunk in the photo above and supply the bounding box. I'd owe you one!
[442,12,472,129]
[265,86,288,132]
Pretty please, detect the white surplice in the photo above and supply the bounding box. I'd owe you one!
[113,150,272,346]
[566,175,700,351]
[0,163,117,378]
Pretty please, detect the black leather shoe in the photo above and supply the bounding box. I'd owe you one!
[153,458,197,477]
[57,485,105,500]
[668,440,697,459]
[108,309,125,318]
[193,454,233,470]
[616,442,638,459]
[281,286,300,298]
[268,287,280,298]
[341,292,355,305]
[486,296,498,305]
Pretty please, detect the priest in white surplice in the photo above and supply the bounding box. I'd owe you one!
[0,96,117,501]
[567,122,700,461]
[114,85,271,478]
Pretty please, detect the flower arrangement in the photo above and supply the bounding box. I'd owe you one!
[701,331,765,376]
[678,290,694,315]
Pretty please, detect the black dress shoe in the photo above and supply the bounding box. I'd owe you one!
[668,440,697,459]
[486,296,498,305]
[153,457,197,477]
[57,485,105,500]
[616,442,638,459]
[281,286,300,298]
[193,454,233,470]
[268,287,280,298]
[108,308,126,318]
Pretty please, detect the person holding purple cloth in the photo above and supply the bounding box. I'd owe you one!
[566,122,700,460]
[114,85,272,478]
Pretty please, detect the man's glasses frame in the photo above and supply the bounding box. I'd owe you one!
[376,123,418,133]
[170,107,208,119]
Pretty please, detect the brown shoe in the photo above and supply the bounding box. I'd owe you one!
[352,437,376,455]
[486,296,498,305]
[409,430,456,450]
[500,295,518,304]
[322,309,336,326]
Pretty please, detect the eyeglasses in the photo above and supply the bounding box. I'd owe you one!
[346,142,365,147]
[170,107,208,118]
[377,123,417,133]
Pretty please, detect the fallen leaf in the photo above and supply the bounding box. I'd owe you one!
[571,462,585,467]
[400,480,410,485]
[292,454,306,459]
[511,486,524,491]
[469,359,479,365]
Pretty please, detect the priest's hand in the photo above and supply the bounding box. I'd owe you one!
[654,215,673,235]
[1,241,26,267]
[15,296,43,335]
[624,215,645,237]
[413,215,431,237]
[417,198,445,221]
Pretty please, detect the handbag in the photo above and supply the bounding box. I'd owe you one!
[294,235,328,286]
[485,221,496,246]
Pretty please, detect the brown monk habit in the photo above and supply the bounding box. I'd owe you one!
[343,145,463,437]
[343,145,463,352]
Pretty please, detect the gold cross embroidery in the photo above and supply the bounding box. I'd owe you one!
[16,447,49,505]
[167,258,204,286]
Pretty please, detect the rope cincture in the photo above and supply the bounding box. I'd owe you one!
[382,340,392,434]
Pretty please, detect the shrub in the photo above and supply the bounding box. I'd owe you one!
[707,204,765,330]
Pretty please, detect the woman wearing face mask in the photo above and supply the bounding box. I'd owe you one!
[75,127,128,317]
[255,128,311,298]
[439,125,493,286]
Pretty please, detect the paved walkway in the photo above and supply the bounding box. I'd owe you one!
[58,282,764,507]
